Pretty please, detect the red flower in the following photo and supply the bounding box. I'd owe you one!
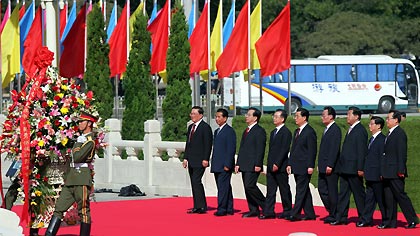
[73,126,79,132]
[34,47,54,69]
[41,101,48,108]
[53,95,61,101]
[85,100,90,107]
[52,86,60,92]
[72,103,78,108]
[54,120,60,126]
[35,174,41,179]
[43,177,49,182]
[36,132,43,137]
[76,85,81,90]
[86,91,93,100]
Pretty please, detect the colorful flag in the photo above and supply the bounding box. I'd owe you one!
[61,1,76,42]
[216,0,249,78]
[147,0,169,75]
[210,0,222,72]
[106,0,117,43]
[59,4,86,78]
[19,1,35,71]
[59,1,68,38]
[1,5,20,88]
[19,2,26,20]
[250,0,261,70]
[255,1,290,77]
[22,7,42,78]
[149,0,158,25]
[0,1,11,33]
[187,0,196,38]
[129,1,145,49]
[189,1,208,74]
[223,0,235,49]
[108,2,129,77]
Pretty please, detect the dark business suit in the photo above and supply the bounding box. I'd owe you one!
[317,122,341,221]
[288,124,317,218]
[335,122,367,223]
[263,125,292,217]
[184,120,213,210]
[236,124,267,214]
[381,126,419,227]
[362,133,386,224]
[210,124,236,215]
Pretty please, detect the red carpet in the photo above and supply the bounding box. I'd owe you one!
[12,197,420,236]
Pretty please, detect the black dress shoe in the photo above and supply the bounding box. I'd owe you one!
[323,217,335,224]
[405,222,417,229]
[356,221,372,227]
[258,214,276,220]
[187,208,206,214]
[377,224,395,229]
[278,214,288,219]
[242,212,259,218]
[214,212,227,216]
[285,216,301,222]
[227,211,234,215]
[302,216,316,221]
[330,221,347,226]
[187,208,198,214]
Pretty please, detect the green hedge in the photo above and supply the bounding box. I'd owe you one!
[232,114,420,210]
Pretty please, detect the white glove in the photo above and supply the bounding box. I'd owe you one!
[77,135,87,143]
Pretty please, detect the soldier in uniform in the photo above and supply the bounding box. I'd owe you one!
[45,111,98,236]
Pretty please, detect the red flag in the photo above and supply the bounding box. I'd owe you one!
[108,2,128,77]
[147,0,169,74]
[216,0,249,78]
[189,2,208,74]
[255,2,290,77]
[19,4,25,20]
[60,3,67,38]
[59,4,86,78]
[22,7,42,78]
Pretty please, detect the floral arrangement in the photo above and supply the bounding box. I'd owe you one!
[0,54,106,227]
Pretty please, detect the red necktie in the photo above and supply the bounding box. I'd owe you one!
[189,124,196,141]
[295,128,300,140]
[243,127,250,139]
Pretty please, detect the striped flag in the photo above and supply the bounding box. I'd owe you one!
[1,6,20,87]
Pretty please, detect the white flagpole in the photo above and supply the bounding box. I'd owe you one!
[247,0,251,108]
[206,0,211,121]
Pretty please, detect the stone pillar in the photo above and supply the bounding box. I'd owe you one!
[143,120,162,186]
[104,119,122,183]
[41,0,60,67]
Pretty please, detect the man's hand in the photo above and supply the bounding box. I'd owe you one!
[326,166,333,175]
[255,166,261,172]
[272,164,278,172]
[308,168,314,175]
[286,166,291,175]
[224,166,230,172]
[357,170,364,177]
[182,160,188,168]
[202,160,209,168]
[235,165,240,173]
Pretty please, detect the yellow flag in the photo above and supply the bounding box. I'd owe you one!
[1,6,20,88]
[129,1,145,50]
[210,0,222,72]
[250,0,261,70]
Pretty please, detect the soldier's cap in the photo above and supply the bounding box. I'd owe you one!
[79,111,98,122]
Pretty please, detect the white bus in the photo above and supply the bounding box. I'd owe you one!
[223,55,420,113]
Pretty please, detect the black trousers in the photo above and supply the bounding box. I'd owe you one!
[383,178,419,227]
[188,167,207,210]
[241,172,265,213]
[362,180,386,224]
[263,171,292,216]
[214,171,233,214]
[317,172,338,219]
[335,174,365,222]
[290,173,315,218]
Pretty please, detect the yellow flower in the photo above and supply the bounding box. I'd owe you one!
[47,100,54,107]
[61,138,68,146]
[61,85,68,91]
[37,222,44,228]
[17,188,22,192]
[77,98,85,105]
[35,190,42,197]
[60,107,69,114]
[31,201,37,206]
[57,93,64,98]
[38,140,45,147]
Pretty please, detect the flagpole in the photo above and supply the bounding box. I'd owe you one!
[231,0,236,116]
[258,0,263,113]
[247,0,251,109]
[287,0,292,115]
[206,0,211,122]
[155,73,159,119]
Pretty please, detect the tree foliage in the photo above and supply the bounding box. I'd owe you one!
[84,4,113,120]
[161,2,192,141]
[122,13,155,140]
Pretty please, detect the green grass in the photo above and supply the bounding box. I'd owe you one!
[232,114,420,211]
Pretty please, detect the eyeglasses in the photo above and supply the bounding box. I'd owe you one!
[245,113,253,117]
[272,115,281,118]
[190,112,200,115]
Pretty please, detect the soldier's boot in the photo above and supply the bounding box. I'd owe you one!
[80,222,91,236]
[29,228,39,236]
[45,215,61,236]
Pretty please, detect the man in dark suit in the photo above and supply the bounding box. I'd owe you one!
[357,116,386,227]
[211,108,236,216]
[317,106,341,224]
[235,107,266,218]
[183,106,213,214]
[46,112,98,236]
[286,107,317,221]
[379,110,419,229]
[259,109,292,220]
[331,106,367,226]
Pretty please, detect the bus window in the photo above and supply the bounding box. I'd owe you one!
[315,65,335,82]
[396,64,406,95]
[357,64,376,82]
[278,71,288,83]
[378,64,395,81]
[295,65,315,82]
[336,65,354,82]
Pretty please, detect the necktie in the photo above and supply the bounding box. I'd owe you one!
[385,131,390,143]
[323,127,328,135]
[295,128,300,140]
[215,128,219,137]
[368,137,374,149]
[348,126,353,134]
[243,127,250,139]
[189,124,196,141]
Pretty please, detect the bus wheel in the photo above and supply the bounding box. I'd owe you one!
[378,97,394,113]
[285,98,301,113]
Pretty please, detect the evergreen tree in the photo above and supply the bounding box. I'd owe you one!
[122,13,155,140]
[161,2,192,141]
[84,4,113,120]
